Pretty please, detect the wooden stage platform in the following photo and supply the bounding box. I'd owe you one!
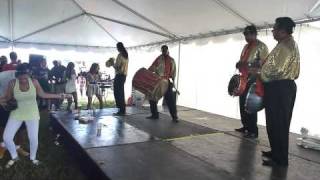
[50,106,320,180]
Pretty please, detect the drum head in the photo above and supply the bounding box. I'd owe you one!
[228,74,240,96]
[245,83,264,113]
[151,79,169,101]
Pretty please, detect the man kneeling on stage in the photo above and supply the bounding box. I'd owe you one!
[147,45,179,123]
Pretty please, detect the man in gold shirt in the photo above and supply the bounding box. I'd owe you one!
[235,25,268,138]
[260,17,300,167]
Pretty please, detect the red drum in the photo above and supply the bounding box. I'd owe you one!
[132,68,169,101]
[228,74,247,96]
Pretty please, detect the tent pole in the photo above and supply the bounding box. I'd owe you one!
[14,13,85,42]
[129,16,320,49]
[70,0,119,43]
[110,0,178,39]
[9,0,13,50]
[211,0,252,24]
[0,36,10,42]
[89,13,175,39]
[86,15,119,43]
[309,0,320,13]
[14,41,115,49]
[176,41,181,101]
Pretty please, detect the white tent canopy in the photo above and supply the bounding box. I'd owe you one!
[1,0,320,135]
[1,0,320,49]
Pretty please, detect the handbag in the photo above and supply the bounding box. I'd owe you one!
[2,98,18,111]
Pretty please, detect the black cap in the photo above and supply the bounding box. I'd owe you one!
[243,25,257,35]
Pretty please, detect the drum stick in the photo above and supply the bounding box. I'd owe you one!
[169,78,180,95]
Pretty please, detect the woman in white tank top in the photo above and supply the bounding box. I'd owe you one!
[64,62,78,111]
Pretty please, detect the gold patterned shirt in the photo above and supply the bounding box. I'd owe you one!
[239,39,269,76]
[240,39,269,64]
[261,36,300,82]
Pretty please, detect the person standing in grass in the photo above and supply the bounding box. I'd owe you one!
[64,62,78,111]
[0,67,31,163]
[0,55,8,72]
[0,53,30,159]
[2,52,19,71]
[0,63,70,168]
[49,60,66,110]
[32,58,50,110]
[86,63,103,109]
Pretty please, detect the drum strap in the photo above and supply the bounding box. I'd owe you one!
[239,42,257,77]
[150,55,173,80]
[255,78,264,97]
[164,55,172,79]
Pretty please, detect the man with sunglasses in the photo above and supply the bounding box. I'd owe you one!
[260,17,300,167]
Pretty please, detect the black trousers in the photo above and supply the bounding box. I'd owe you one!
[264,80,296,165]
[149,82,177,119]
[113,74,126,113]
[239,81,258,134]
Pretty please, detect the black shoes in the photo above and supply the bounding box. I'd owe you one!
[235,127,257,138]
[172,117,179,123]
[262,151,272,159]
[262,159,288,167]
[262,159,276,167]
[244,132,258,139]
[146,115,179,123]
[146,115,159,120]
[113,112,126,116]
[261,151,288,167]
[235,127,247,133]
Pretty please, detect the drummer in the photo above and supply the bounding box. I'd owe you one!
[234,25,268,138]
[147,45,179,122]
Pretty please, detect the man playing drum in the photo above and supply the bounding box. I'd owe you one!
[147,45,179,123]
[234,25,268,138]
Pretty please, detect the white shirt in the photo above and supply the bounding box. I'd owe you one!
[0,70,15,96]
[65,74,77,93]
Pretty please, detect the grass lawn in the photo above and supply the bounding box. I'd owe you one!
[0,100,115,180]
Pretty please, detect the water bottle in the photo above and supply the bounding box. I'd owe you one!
[92,107,96,117]
[97,122,102,136]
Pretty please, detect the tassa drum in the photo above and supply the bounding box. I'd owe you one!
[132,68,168,101]
[228,74,247,96]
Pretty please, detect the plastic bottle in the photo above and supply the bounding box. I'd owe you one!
[92,107,96,117]
[97,123,102,136]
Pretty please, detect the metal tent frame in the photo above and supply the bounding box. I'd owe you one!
[1,0,319,49]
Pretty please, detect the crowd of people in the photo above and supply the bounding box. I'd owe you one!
[0,16,300,169]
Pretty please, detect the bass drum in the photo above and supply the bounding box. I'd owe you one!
[228,74,247,96]
[245,82,264,113]
[132,68,168,101]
